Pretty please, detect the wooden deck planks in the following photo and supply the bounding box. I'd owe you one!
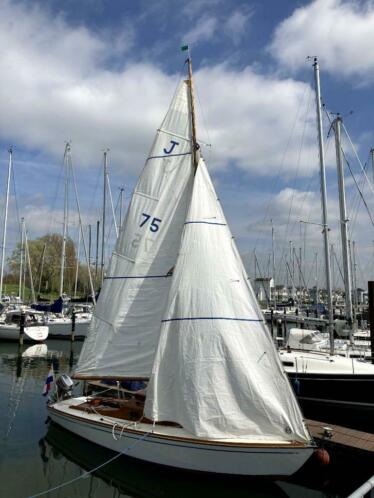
[306,419,374,453]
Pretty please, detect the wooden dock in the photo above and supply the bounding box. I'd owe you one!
[306,419,374,454]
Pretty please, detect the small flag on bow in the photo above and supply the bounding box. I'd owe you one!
[181,44,189,52]
[43,366,54,396]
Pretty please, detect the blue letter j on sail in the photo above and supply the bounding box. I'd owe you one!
[163,140,179,155]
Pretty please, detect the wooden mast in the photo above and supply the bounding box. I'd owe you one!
[187,56,198,171]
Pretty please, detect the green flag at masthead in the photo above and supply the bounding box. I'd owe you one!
[181,45,189,51]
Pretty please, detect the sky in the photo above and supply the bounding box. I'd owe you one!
[0,0,374,290]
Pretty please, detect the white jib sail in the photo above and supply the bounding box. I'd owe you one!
[75,80,194,378]
[145,158,311,442]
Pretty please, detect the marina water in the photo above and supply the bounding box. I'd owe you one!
[0,340,372,498]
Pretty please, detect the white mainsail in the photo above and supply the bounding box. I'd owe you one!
[145,158,311,442]
[75,80,194,378]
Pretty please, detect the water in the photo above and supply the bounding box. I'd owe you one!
[0,340,372,498]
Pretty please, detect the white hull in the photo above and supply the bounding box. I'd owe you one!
[46,319,90,338]
[0,324,48,341]
[48,398,314,476]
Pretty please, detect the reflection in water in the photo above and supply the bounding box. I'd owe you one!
[41,422,288,498]
[1,340,80,442]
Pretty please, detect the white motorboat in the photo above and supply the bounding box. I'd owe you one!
[286,327,371,360]
[43,314,91,339]
[0,309,48,342]
[280,347,374,432]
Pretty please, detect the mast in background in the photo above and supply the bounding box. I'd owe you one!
[119,187,125,228]
[24,220,36,303]
[333,116,353,339]
[330,243,335,300]
[101,150,108,286]
[315,252,319,307]
[0,147,13,301]
[74,228,81,298]
[18,217,24,300]
[37,242,47,298]
[351,240,358,322]
[95,220,100,283]
[312,58,334,354]
[59,143,70,297]
[88,224,92,270]
[271,220,276,308]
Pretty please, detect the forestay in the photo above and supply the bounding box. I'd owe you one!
[145,159,311,442]
[75,80,194,378]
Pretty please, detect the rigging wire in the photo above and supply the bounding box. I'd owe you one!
[243,79,314,283]
[349,157,369,233]
[274,83,321,287]
[325,110,374,228]
[27,430,151,498]
[252,78,312,255]
[323,109,374,288]
[343,154,374,227]
[342,121,374,198]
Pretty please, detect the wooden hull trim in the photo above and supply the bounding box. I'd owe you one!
[72,375,150,381]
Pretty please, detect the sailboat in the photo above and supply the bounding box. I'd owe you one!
[48,57,314,476]
[279,58,374,433]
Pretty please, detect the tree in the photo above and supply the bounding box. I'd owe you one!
[7,233,77,296]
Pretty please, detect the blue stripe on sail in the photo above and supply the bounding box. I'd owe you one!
[161,317,262,323]
[147,152,192,161]
[104,275,170,280]
[184,221,226,226]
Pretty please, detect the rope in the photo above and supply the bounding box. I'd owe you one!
[27,429,150,498]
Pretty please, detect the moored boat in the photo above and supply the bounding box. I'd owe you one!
[0,309,48,342]
[48,55,314,476]
[280,349,374,432]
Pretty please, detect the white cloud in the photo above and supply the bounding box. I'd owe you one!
[195,65,318,176]
[183,16,218,45]
[0,0,322,180]
[224,8,253,45]
[181,0,223,19]
[1,0,373,287]
[269,0,374,81]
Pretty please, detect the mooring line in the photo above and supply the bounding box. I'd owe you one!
[27,430,150,498]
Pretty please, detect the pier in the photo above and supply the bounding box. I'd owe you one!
[307,419,374,455]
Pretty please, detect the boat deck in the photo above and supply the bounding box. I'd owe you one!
[55,396,306,447]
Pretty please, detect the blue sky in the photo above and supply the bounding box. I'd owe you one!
[0,0,374,289]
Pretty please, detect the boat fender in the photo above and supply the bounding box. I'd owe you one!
[314,448,330,465]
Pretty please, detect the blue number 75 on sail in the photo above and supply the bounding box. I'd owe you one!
[140,213,162,232]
